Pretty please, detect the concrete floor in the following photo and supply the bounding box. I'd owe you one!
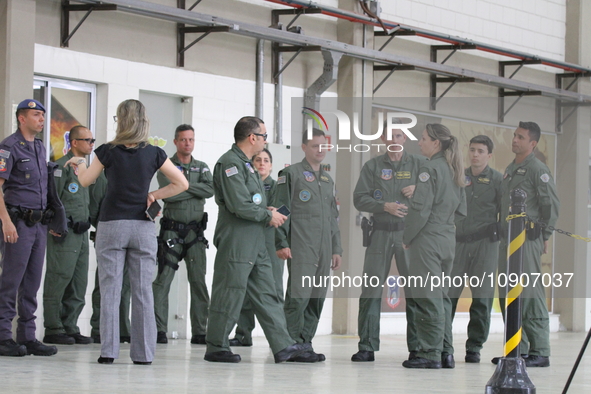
[1,332,590,393]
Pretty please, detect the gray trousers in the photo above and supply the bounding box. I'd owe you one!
[96,220,157,362]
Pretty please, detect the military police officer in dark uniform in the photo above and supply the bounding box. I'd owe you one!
[42,125,95,345]
[448,135,502,363]
[0,99,66,357]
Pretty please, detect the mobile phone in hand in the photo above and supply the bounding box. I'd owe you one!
[146,200,161,221]
[277,205,290,217]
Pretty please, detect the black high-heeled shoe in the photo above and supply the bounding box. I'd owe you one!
[98,356,114,364]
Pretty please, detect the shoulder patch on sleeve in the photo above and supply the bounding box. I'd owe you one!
[419,172,430,182]
[540,173,550,183]
[202,167,210,173]
[54,169,62,178]
[0,149,10,159]
[277,176,286,184]
[225,166,239,177]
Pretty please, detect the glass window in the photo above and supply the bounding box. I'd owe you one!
[33,77,96,161]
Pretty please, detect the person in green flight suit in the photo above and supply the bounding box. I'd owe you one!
[402,123,466,369]
[89,171,131,344]
[275,128,342,362]
[351,125,424,362]
[153,124,213,345]
[231,148,284,347]
[492,121,559,368]
[448,135,502,363]
[204,116,313,363]
[42,125,95,345]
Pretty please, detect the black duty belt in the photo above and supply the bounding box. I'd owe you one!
[456,223,498,243]
[373,221,405,232]
[67,217,91,234]
[456,230,488,243]
[7,205,53,227]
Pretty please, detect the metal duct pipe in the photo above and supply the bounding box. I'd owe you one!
[255,39,264,120]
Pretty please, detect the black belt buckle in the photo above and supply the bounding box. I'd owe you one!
[166,239,175,248]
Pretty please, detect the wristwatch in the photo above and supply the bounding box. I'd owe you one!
[76,158,86,165]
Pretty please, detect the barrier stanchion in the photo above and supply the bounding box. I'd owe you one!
[485,189,535,394]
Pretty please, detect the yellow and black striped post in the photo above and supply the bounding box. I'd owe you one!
[486,189,535,394]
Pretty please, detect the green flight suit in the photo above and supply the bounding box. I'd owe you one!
[403,151,467,361]
[43,151,90,336]
[449,165,502,354]
[234,175,284,345]
[89,172,131,338]
[353,151,424,353]
[275,158,342,344]
[152,153,213,337]
[498,152,559,357]
[205,144,293,354]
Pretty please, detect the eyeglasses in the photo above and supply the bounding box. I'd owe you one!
[113,116,117,122]
[252,133,268,141]
[74,138,96,144]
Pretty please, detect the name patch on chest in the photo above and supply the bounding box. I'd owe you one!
[277,176,286,184]
[516,168,527,176]
[54,169,62,178]
[396,171,411,180]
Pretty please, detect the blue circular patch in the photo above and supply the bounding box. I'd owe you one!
[373,189,383,200]
[252,193,262,205]
[299,190,311,202]
[68,183,79,193]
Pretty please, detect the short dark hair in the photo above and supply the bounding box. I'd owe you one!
[69,125,88,142]
[253,147,273,163]
[302,128,326,145]
[518,121,541,143]
[469,135,494,154]
[15,109,33,128]
[175,124,194,140]
[234,116,264,143]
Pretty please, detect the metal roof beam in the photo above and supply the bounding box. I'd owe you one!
[74,0,591,103]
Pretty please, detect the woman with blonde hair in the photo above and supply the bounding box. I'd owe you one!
[66,99,187,365]
[401,123,466,369]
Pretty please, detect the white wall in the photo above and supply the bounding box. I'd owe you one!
[33,43,335,339]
